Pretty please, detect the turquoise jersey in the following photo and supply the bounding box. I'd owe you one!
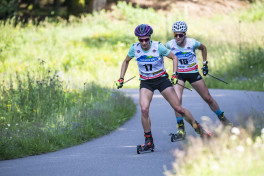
[166,38,200,73]
[128,41,170,58]
[128,41,170,80]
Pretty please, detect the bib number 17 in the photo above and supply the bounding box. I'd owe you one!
[143,64,152,71]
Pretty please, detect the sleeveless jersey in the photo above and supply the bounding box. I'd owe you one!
[134,41,166,80]
[166,38,200,73]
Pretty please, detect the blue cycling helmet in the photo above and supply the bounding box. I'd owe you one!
[134,24,153,37]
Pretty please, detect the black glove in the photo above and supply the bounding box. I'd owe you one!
[202,61,208,76]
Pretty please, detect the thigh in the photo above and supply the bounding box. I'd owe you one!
[191,79,211,99]
[140,88,154,109]
[173,79,185,102]
[160,86,181,107]
[157,76,173,93]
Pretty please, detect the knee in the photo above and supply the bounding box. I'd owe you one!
[174,106,185,115]
[141,106,149,117]
[204,95,214,104]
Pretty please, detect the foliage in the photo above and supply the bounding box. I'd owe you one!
[0,0,19,19]
[1,1,263,91]
[0,62,136,160]
[239,0,264,22]
[165,124,264,176]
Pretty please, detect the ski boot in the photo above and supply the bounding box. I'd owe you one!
[170,128,186,142]
[194,122,212,139]
[137,135,154,154]
[218,112,233,127]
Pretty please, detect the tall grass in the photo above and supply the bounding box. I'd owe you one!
[165,124,264,176]
[1,1,263,90]
[0,61,136,160]
[1,0,264,160]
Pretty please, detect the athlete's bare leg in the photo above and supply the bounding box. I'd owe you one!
[191,79,220,112]
[161,86,195,126]
[173,80,185,117]
[140,88,154,133]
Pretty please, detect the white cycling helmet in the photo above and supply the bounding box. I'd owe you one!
[172,21,187,33]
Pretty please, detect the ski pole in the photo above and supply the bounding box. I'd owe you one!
[123,76,136,84]
[207,73,228,84]
[176,83,192,91]
[117,76,136,89]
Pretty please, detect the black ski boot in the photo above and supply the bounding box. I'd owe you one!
[218,112,233,127]
[137,134,154,154]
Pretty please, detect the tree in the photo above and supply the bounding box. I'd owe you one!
[87,0,107,13]
[67,0,85,16]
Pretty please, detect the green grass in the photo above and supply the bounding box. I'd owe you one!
[2,1,263,91]
[0,62,136,160]
[165,124,264,176]
[1,0,264,160]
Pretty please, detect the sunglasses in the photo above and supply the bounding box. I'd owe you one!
[174,33,184,38]
[138,38,150,43]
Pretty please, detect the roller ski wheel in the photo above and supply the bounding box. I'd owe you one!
[169,130,186,142]
[136,144,154,154]
[136,137,154,154]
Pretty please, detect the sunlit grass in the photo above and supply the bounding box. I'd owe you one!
[2,1,263,90]
[165,117,264,176]
[0,0,264,160]
[0,61,136,160]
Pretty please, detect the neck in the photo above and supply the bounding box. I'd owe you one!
[142,45,150,51]
[177,37,186,47]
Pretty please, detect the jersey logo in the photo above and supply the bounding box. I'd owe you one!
[187,47,191,49]
[171,47,176,50]
[153,49,157,53]
[176,51,192,58]
[137,50,141,53]
[136,55,159,62]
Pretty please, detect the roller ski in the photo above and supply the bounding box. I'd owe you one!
[137,134,154,154]
[170,129,186,142]
[194,122,213,139]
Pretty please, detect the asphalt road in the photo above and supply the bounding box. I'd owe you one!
[0,89,264,176]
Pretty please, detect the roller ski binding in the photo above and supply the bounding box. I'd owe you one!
[170,129,186,142]
[137,134,154,154]
[218,112,233,127]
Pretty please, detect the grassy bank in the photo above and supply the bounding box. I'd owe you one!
[0,63,136,160]
[165,127,264,176]
[1,1,263,91]
[1,0,264,160]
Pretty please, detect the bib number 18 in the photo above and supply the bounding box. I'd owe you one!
[179,59,188,65]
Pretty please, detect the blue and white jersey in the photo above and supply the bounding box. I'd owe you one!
[166,38,200,73]
[128,41,170,80]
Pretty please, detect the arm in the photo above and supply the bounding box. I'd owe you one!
[198,43,209,76]
[116,55,133,89]
[166,51,178,73]
[120,55,133,79]
[198,43,207,64]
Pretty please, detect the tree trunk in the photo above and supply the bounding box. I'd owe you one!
[54,0,60,12]
[67,0,85,16]
[87,0,107,13]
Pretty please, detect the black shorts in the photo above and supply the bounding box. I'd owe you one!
[178,72,202,84]
[140,74,172,93]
